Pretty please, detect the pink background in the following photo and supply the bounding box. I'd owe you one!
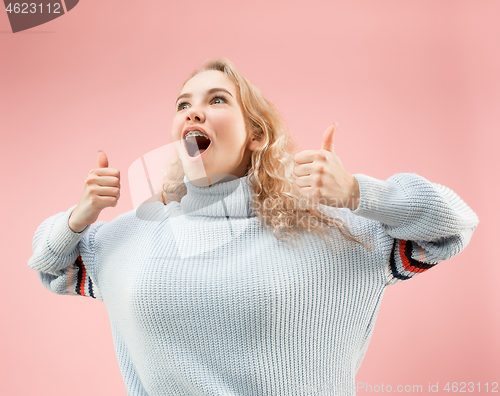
[1,0,498,394]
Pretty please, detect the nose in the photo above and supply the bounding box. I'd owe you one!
[186,106,205,123]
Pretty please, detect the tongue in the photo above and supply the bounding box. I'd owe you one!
[189,147,207,158]
[185,135,210,157]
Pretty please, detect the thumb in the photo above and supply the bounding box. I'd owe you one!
[320,123,338,152]
[97,150,108,168]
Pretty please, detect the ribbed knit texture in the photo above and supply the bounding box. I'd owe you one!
[28,173,479,395]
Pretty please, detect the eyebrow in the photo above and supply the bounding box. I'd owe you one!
[176,88,233,103]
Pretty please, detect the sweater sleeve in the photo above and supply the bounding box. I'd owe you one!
[28,204,105,301]
[350,173,479,285]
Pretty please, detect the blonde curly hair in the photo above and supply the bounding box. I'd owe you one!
[159,58,373,250]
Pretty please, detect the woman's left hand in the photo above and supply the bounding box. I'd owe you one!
[293,124,360,210]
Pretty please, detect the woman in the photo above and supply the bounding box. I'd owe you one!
[28,58,479,395]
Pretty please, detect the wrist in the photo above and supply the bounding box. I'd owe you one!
[68,209,87,233]
[349,176,360,210]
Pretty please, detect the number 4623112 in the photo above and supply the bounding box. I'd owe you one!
[443,382,498,393]
[5,3,62,13]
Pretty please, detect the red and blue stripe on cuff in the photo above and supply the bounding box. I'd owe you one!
[389,239,436,281]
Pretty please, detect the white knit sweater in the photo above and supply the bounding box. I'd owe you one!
[28,173,479,395]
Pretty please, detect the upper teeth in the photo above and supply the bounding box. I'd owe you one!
[184,130,209,139]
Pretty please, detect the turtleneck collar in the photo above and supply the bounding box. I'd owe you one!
[180,175,255,218]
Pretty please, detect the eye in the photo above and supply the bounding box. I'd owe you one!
[177,95,227,111]
[212,95,227,105]
[176,101,189,111]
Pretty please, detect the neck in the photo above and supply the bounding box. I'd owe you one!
[186,173,242,187]
[180,174,255,218]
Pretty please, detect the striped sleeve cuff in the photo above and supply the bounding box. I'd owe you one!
[386,239,437,285]
[72,255,100,299]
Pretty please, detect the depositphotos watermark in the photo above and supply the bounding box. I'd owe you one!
[357,382,424,393]
[357,381,499,393]
[128,141,370,218]
[4,1,79,33]
[128,141,371,258]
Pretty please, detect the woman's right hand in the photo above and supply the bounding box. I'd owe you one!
[68,151,121,233]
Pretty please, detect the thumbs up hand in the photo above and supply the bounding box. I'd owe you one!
[293,124,360,210]
[68,151,121,233]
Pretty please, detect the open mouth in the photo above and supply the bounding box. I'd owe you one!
[184,135,212,157]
